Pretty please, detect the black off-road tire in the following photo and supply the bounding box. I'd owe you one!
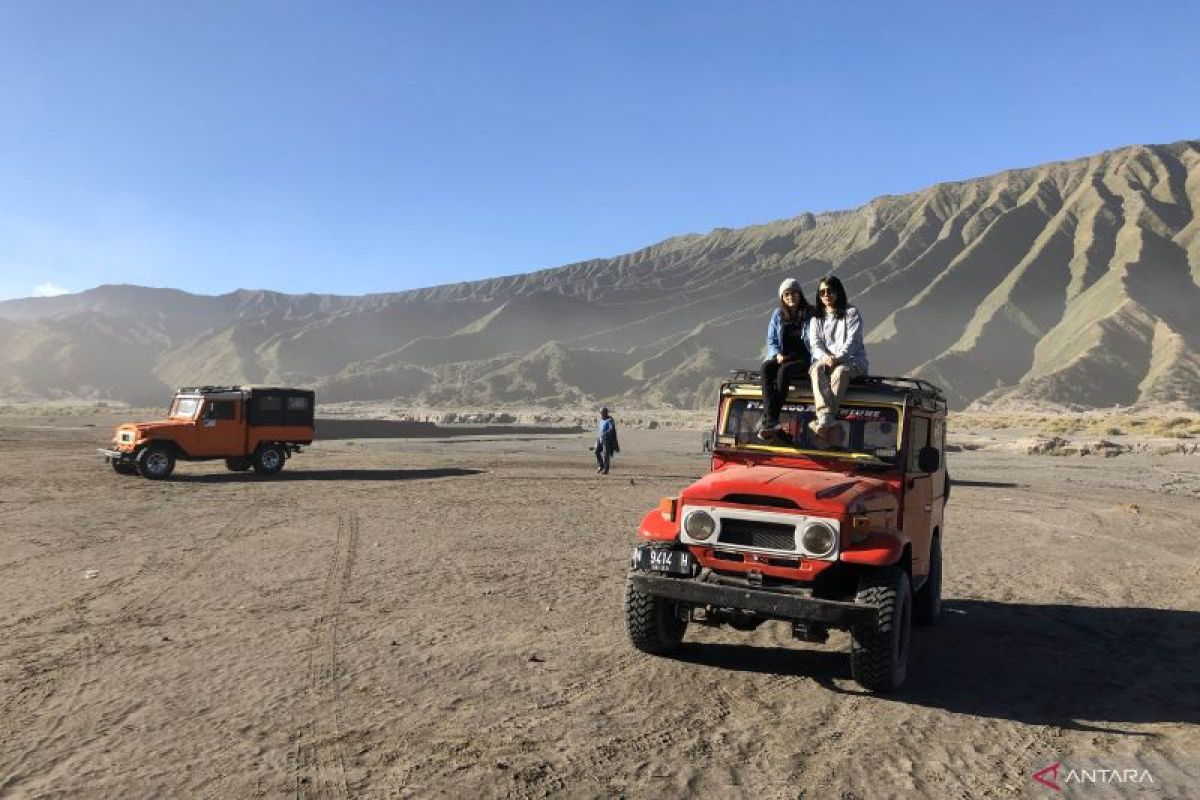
[850,567,912,692]
[624,571,687,655]
[224,456,252,472]
[252,444,286,475]
[136,445,175,480]
[111,460,138,476]
[913,535,942,626]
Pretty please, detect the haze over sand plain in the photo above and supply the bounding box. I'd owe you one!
[0,406,1197,796]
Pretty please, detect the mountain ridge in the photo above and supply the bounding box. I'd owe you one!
[3,139,1198,410]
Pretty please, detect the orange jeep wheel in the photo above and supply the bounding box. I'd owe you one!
[252,444,286,475]
[136,445,175,480]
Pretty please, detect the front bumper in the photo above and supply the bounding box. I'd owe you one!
[99,448,136,463]
[629,572,877,628]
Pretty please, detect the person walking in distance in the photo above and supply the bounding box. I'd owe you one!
[758,278,813,438]
[595,406,620,474]
[807,275,868,437]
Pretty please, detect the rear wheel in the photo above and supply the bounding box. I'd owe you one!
[252,444,285,475]
[624,571,687,654]
[136,445,175,480]
[224,456,252,472]
[850,567,911,692]
[913,535,942,626]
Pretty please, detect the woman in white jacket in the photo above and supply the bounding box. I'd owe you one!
[807,275,868,436]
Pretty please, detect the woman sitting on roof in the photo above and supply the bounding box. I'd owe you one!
[807,275,868,437]
[758,278,813,437]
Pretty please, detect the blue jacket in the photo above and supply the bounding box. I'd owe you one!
[766,308,810,359]
[597,417,619,452]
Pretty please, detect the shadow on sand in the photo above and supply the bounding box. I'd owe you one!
[315,418,583,439]
[176,468,485,483]
[951,479,1024,489]
[673,600,1200,730]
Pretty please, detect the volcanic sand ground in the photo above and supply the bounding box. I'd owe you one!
[1,415,1198,798]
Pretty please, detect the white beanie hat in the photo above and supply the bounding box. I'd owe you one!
[778,278,801,299]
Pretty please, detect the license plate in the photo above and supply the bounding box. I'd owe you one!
[634,546,695,576]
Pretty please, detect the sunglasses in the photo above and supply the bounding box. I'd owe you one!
[818,288,836,296]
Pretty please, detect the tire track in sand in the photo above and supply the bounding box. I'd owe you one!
[0,517,266,794]
[291,512,360,800]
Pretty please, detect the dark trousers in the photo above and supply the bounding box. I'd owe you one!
[761,357,807,427]
[595,439,613,473]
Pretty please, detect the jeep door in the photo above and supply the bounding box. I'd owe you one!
[902,413,935,581]
[190,399,243,457]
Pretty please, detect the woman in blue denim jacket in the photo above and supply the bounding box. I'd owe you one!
[759,278,813,436]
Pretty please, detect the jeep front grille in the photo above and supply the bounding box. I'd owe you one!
[718,518,796,551]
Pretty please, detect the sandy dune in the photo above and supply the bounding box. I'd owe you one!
[1,415,1197,797]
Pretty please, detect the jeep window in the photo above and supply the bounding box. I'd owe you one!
[722,398,901,463]
[932,417,946,453]
[258,396,283,411]
[169,397,200,419]
[206,400,236,421]
[286,396,309,411]
[908,416,930,472]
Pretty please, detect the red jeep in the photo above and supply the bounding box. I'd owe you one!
[624,372,948,691]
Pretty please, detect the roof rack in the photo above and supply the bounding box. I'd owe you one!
[853,375,946,401]
[725,369,946,405]
[728,368,762,383]
[176,386,245,394]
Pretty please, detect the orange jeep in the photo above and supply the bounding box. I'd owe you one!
[100,386,315,480]
[624,372,948,692]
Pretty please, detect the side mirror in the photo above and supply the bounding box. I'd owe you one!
[917,446,941,473]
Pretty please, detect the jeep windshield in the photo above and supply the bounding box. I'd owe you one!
[169,397,200,419]
[719,397,901,465]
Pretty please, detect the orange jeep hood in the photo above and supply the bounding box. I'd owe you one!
[120,420,187,436]
[680,463,894,515]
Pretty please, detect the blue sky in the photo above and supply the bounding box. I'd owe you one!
[1,1,1198,300]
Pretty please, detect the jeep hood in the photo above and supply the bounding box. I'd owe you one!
[120,421,188,436]
[680,464,895,514]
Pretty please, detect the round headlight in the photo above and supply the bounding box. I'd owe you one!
[684,510,717,541]
[801,521,837,556]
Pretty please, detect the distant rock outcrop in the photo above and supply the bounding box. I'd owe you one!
[2,140,1198,410]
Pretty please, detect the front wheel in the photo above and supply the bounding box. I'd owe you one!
[136,445,175,480]
[850,567,912,692]
[252,444,286,475]
[624,571,688,655]
[111,460,138,476]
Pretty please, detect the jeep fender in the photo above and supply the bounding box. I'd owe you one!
[137,439,188,459]
[841,530,909,567]
[637,508,679,543]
